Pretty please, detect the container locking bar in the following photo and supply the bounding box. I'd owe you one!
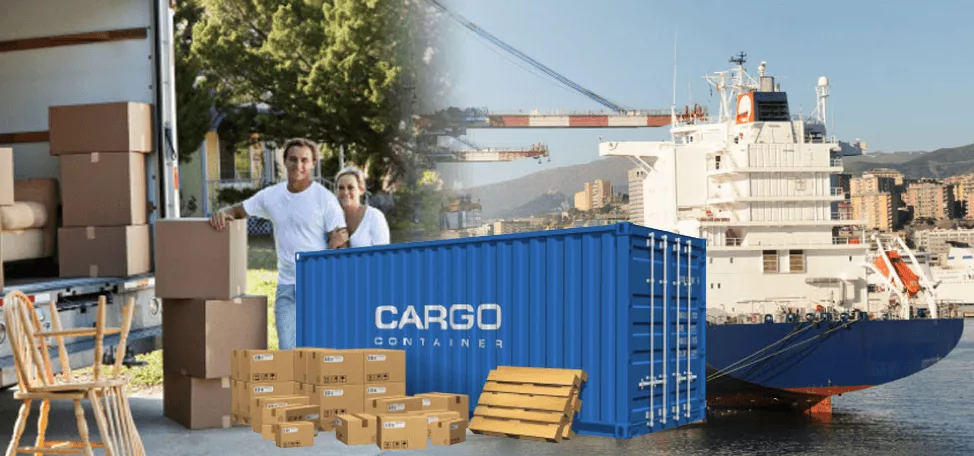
[640,234,665,427]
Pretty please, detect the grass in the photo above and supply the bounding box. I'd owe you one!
[65,235,281,395]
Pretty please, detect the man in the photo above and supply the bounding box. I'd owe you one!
[210,138,348,350]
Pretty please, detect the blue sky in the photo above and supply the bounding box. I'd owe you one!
[424,0,973,189]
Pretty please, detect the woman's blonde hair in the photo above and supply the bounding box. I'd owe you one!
[335,165,367,192]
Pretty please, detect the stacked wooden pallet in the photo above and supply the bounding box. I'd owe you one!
[469,366,587,443]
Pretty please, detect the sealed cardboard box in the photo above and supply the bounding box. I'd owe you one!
[307,349,364,385]
[366,396,423,416]
[335,414,377,446]
[293,348,328,383]
[236,350,294,382]
[430,418,468,446]
[162,296,267,379]
[58,225,150,277]
[251,395,310,433]
[262,405,320,440]
[377,414,428,451]
[274,420,316,449]
[237,380,296,417]
[354,349,406,383]
[414,393,469,416]
[59,152,146,227]
[163,371,231,430]
[307,384,365,431]
[48,102,153,154]
[423,411,462,438]
[155,218,247,300]
[0,148,12,206]
[363,383,406,410]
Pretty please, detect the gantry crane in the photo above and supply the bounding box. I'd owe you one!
[430,137,550,163]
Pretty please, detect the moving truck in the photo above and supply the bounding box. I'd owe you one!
[0,0,180,388]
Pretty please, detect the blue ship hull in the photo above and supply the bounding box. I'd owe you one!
[705,317,965,411]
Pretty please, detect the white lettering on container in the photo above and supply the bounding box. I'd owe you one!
[375,304,502,330]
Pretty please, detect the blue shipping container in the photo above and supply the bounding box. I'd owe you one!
[295,223,707,439]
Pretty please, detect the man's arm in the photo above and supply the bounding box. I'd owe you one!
[209,203,249,230]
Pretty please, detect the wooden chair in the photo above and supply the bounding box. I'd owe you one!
[3,290,146,455]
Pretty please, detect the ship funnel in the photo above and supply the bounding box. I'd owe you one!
[760,75,775,92]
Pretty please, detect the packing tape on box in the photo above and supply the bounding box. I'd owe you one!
[89,265,98,277]
[90,152,100,163]
[86,226,96,239]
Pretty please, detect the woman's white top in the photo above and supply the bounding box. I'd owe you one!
[348,206,391,248]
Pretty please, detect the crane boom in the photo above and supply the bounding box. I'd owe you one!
[424,0,633,113]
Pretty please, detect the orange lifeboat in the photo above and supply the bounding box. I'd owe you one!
[873,251,921,297]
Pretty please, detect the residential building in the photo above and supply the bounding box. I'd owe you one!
[628,167,646,225]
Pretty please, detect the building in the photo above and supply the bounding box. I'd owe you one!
[628,167,646,225]
[492,220,534,235]
[574,178,614,211]
[914,228,974,266]
[851,193,895,231]
[573,190,592,211]
[906,180,953,220]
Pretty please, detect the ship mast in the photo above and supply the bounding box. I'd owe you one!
[704,51,761,123]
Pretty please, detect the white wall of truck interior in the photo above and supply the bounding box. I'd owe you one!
[0,0,175,223]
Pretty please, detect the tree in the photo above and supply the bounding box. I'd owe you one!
[191,0,441,192]
[173,0,220,164]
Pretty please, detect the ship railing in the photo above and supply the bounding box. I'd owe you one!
[709,237,864,247]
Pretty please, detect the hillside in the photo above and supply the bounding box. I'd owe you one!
[843,143,974,177]
[465,158,632,219]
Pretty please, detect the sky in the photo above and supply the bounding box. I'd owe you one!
[421,0,974,189]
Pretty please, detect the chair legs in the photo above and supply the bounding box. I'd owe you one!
[4,399,31,456]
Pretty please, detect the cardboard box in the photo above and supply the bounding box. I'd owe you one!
[261,405,320,440]
[48,102,153,154]
[154,218,247,299]
[293,348,328,383]
[162,296,267,379]
[251,395,310,433]
[423,411,462,438]
[59,152,147,227]
[355,349,406,383]
[236,380,296,417]
[58,225,150,277]
[0,148,12,206]
[366,396,423,416]
[273,421,316,449]
[236,350,294,382]
[307,384,365,431]
[163,372,231,430]
[307,349,364,385]
[430,418,467,446]
[363,383,406,409]
[335,414,377,446]
[377,414,428,451]
[414,393,469,416]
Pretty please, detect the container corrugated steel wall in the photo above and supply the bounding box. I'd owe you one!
[295,223,707,439]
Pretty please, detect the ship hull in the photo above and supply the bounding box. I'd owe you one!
[705,318,965,411]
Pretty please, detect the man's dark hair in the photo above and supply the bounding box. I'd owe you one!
[282,138,320,163]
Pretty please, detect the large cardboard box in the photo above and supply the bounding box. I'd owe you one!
[377,414,428,451]
[162,296,268,379]
[235,349,294,382]
[58,225,150,277]
[274,421,316,448]
[59,152,146,227]
[0,148,12,206]
[48,102,153,154]
[155,218,247,299]
[354,349,406,383]
[306,350,364,385]
[163,371,232,430]
[335,414,377,446]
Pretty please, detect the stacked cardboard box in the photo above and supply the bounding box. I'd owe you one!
[231,347,470,450]
[156,218,266,430]
[49,102,153,278]
[468,366,586,443]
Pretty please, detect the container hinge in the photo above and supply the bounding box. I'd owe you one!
[639,375,665,388]
[676,372,698,382]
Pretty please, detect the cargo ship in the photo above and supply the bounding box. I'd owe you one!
[599,53,965,413]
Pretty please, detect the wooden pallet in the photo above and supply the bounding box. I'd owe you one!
[470,366,587,443]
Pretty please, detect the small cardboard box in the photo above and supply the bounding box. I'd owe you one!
[335,414,377,446]
[163,371,231,430]
[363,383,406,410]
[307,384,365,431]
[237,380,296,417]
[366,396,423,416]
[430,418,467,446]
[355,349,406,383]
[274,421,316,449]
[59,152,147,227]
[251,395,310,433]
[236,350,294,382]
[57,225,150,277]
[377,414,428,451]
[423,411,462,438]
[48,102,153,154]
[0,148,12,206]
[307,349,364,385]
[293,348,327,383]
[163,296,267,379]
[261,405,320,440]
[154,218,247,300]
[414,393,469,416]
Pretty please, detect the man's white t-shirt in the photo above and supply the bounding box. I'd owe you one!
[243,182,346,285]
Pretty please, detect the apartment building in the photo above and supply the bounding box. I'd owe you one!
[906,180,954,220]
[574,178,613,211]
[628,167,646,225]
[914,228,974,266]
[851,193,895,231]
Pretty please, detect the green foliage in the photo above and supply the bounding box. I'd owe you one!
[174,0,219,164]
[387,169,445,239]
[216,186,261,207]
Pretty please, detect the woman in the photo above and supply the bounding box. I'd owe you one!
[334,165,390,248]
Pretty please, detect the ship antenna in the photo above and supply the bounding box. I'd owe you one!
[671,26,678,127]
